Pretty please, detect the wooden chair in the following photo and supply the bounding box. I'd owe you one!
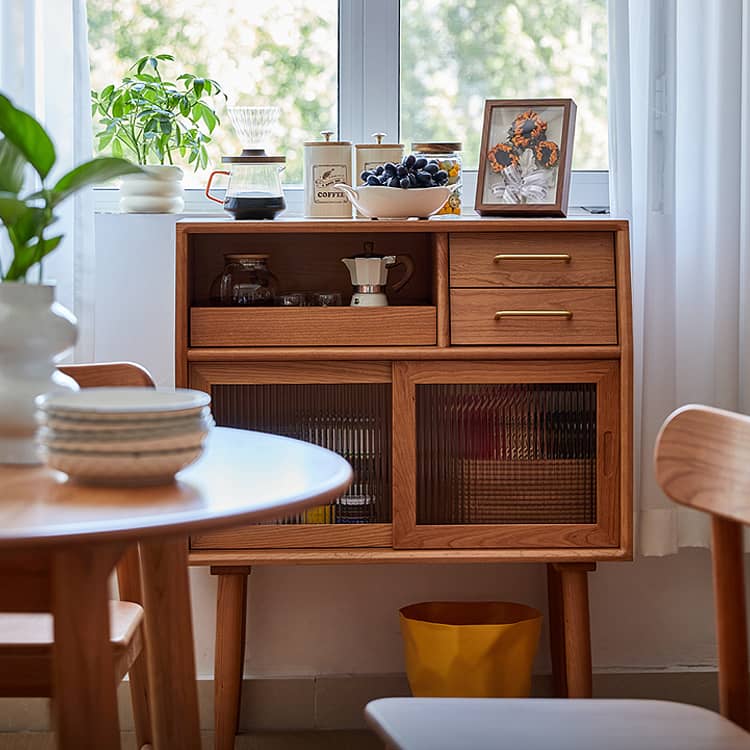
[364,404,750,749]
[0,362,156,749]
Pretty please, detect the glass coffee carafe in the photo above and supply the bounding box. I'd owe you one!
[205,158,286,220]
[205,106,287,220]
[211,254,279,306]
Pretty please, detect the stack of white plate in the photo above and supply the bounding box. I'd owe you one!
[36,388,214,485]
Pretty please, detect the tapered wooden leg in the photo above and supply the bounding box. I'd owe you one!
[51,543,124,750]
[554,562,596,698]
[140,538,201,750]
[546,563,567,697]
[117,544,152,748]
[212,566,251,750]
[711,517,750,729]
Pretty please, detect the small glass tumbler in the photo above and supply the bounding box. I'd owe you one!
[274,292,308,307]
[309,292,342,307]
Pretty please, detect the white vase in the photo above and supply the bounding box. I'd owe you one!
[119,165,185,213]
[0,283,78,464]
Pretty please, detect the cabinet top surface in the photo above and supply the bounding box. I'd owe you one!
[177,216,629,235]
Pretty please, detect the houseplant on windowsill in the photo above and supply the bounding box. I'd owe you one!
[91,54,225,213]
[0,93,141,464]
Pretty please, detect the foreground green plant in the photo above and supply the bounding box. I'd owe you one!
[91,53,225,170]
[0,93,140,282]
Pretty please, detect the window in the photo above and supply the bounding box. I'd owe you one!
[400,0,608,171]
[87,0,338,185]
[88,0,608,205]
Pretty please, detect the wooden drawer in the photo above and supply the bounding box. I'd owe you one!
[190,306,437,347]
[450,232,615,287]
[450,289,617,345]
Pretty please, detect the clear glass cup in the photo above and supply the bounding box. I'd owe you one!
[309,291,342,307]
[274,292,308,307]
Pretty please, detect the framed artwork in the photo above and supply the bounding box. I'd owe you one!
[475,99,576,217]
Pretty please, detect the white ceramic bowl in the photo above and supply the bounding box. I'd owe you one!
[42,445,204,486]
[334,183,455,219]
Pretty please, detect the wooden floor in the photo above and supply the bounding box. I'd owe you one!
[0,732,382,749]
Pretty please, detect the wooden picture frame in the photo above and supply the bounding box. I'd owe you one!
[475,98,577,217]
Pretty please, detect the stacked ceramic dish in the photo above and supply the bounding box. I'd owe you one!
[36,388,214,485]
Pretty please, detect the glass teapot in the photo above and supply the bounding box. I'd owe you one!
[205,155,286,220]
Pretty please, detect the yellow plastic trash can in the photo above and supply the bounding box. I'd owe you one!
[399,601,542,698]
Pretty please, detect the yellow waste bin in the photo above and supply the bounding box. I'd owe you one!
[400,601,542,698]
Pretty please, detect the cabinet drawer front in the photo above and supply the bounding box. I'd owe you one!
[191,306,436,346]
[450,289,617,345]
[450,232,615,287]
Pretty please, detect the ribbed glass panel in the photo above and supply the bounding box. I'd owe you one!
[416,383,596,525]
[212,384,391,524]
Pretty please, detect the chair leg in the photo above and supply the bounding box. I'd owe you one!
[212,566,251,750]
[554,562,596,698]
[117,544,152,748]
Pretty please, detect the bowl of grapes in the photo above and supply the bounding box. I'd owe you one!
[335,154,457,219]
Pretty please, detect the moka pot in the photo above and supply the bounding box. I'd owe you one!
[341,255,415,307]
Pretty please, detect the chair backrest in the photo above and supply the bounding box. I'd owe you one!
[58,361,156,389]
[654,404,750,729]
[56,361,156,613]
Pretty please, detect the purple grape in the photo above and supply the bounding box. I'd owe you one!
[399,177,410,188]
[404,154,416,169]
[414,157,428,170]
[366,175,380,186]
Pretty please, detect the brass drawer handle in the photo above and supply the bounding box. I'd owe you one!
[493,253,571,262]
[494,310,573,320]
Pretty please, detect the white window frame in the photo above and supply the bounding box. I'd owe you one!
[94,0,608,214]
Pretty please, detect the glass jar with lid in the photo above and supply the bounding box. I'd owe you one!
[411,142,462,215]
[213,254,279,306]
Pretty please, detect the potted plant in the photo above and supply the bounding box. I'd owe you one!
[91,54,225,213]
[0,92,140,463]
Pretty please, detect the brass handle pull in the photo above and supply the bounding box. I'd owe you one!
[494,310,573,320]
[493,253,571,262]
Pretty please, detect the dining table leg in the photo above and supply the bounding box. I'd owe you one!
[139,536,202,750]
[51,543,124,750]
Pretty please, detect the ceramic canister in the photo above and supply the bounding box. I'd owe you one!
[304,130,353,218]
[354,133,405,182]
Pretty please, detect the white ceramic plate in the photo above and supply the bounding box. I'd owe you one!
[37,387,210,421]
[38,427,210,454]
[38,409,214,435]
[42,445,204,486]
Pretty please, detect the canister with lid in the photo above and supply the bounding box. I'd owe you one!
[304,130,353,218]
[354,133,404,183]
[411,141,463,215]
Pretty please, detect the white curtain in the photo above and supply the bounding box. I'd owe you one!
[0,0,95,359]
[609,0,750,555]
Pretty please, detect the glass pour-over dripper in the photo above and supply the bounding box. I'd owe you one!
[228,106,280,155]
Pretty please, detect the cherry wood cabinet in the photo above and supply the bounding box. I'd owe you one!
[176,217,632,750]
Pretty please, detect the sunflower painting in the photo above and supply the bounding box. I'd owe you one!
[476,99,576,216]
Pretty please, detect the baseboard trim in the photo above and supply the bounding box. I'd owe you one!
[0,670,721,732]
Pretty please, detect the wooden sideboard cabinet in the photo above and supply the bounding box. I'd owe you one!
[177,217,632,750]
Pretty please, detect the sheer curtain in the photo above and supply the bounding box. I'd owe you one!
[0,0,95,359]
[609,0,750,555]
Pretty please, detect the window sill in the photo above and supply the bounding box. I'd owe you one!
[94,172,609,216]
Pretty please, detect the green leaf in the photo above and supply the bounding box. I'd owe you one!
[111,139,123,158]
[0,139,26,194]
[0,193,27,224]
[0,94,55,179]
[102,84,115,99]
[50,157,142,205]
[5,235,63,282]
[155,53,175,61]
[9,207,48,245]
[192,78,205,98]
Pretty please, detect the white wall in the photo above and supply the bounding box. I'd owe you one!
[94,213,729,679]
